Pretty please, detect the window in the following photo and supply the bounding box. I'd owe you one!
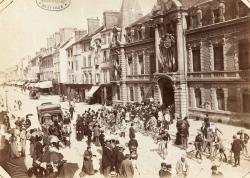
[130,87,134,101]
[96,74,100,84]
[213,9,220,23]
[71,62,74,70]
[192,48,201,71]
[117,86,120,100]
[216,89,225,110]
[150,53,156,74]
[103,50,107,62]
[89,73,92,84]
[243,91,250,113]
[138,30,143,40]
[192,15,198,28]
[140,87,145,101]
[88,55,91,67]
[239,40,250,70]
[75,61,78,71]
[194,88,202,108]
[83,56,86,67]
[138,54,144,74]
[85,73,88,83]
[214,45,224,71]
[128,56,133,75]
[149,27,155,38]
[104,70,107,83]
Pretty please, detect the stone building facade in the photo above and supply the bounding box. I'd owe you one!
[110,0,250,122]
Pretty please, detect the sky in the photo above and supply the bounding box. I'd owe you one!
[0,0,156,72]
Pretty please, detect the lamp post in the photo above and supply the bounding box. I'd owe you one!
[5,90,8,112]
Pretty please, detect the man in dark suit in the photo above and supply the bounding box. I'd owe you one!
[102,140,114,177]
[231,135,243,166]
[129,123,135,140]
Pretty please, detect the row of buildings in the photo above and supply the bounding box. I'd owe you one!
[4,0,250,125]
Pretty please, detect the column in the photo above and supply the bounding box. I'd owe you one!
[174,15,188,119]
[209,40,214,77]
[155,25,160,73]
[120,48,128,105]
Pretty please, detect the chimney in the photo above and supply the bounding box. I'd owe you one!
[55,32,60,46]
[87,18,100,35]
[47,36,56,48]
[75,30,87,41]
[103,11,120,29]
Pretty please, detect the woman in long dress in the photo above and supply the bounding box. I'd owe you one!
[82,147,94,175]
[9,134,19,158]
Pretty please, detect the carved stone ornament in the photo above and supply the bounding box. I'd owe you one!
[159,33,177,72]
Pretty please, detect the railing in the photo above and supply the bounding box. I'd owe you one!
[126,74,152,81]
[187,70,250,79]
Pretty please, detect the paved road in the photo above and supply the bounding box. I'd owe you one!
[0,86,250,178]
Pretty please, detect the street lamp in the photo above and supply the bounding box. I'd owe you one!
[5,90,8,111]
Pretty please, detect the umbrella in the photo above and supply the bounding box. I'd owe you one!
[39,151,64,163]
[58,163,79,178]
[49,135,60,143]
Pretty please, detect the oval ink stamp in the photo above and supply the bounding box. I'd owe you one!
[36,0,71,11]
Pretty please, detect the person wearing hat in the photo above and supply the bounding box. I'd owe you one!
[211,165,224,178]
[82,146,95,175]
[231,135,243,166]
[175,154,189,177]
[120,154,134,178]
[195,132,203,160]
[102,140,114,177]
[159,162,172,178]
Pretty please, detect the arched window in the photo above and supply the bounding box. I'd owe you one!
[216,89,225,110]
[195,88,202,108]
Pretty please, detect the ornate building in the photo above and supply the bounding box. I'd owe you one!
[110,0,250,122]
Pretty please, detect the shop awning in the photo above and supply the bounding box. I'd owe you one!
[85,86,100,98]
[37,81,53,89]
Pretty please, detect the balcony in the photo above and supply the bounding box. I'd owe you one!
[126,74,152,81]
[187,70,250,81]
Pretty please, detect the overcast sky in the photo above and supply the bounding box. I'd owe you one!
[0,0,155,71]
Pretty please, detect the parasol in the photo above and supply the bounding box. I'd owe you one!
[39,151,64,163]
[58,162,79,178]
[48,135,60,143]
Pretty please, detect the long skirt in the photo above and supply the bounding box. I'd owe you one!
[82,160,94,175]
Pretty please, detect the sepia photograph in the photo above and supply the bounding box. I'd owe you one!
[0,0,250,177]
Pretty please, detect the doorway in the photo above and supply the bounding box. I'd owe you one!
[158,77,174,108]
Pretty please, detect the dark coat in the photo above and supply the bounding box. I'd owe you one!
[231,139,243,153]
[129,127,135,139]
[102,146,114,169]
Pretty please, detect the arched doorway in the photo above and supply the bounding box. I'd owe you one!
[158,77,174,108]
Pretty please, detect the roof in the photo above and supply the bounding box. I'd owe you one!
[128,12,153,27]
[37,102,62,113]
[78,25,105,42]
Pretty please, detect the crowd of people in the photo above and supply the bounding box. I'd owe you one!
[0,85,250,178]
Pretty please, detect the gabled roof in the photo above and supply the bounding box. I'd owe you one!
[128,12,153,27]
[78,25,105,42]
